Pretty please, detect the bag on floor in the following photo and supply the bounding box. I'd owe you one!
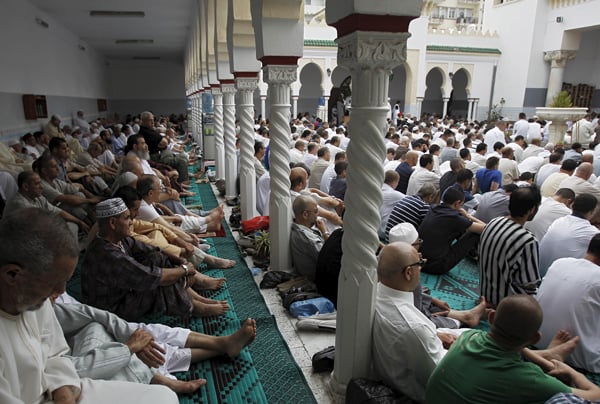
[346,378,407,404]
[312,346,335,373]
[259,271,296,289]
[289,296,335,318]
[241,216,269,234]
[282,291,322,310]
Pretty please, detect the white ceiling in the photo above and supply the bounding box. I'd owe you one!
[29,0,194,61]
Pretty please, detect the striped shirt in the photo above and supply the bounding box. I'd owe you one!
[479,216,541,306]
[384,195,430,242]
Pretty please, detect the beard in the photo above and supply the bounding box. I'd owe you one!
[135,150,151,161]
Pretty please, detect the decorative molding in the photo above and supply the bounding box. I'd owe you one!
[331,13,417,38]
[427,45,501,55]
[337,32,410,70]
[220,83,237,94]
[211,87,223,96]
[235,77,259,91]
[544,50,577,68]
[263,65,298,84]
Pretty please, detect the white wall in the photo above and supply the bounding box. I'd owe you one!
[0,0,109,139]
[107,60,186,117]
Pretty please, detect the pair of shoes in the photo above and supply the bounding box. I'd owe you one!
[297,312,337,321]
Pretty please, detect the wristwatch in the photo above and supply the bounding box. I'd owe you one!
[181,264,189,276]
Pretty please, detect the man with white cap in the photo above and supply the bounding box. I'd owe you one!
[81,198,230,320]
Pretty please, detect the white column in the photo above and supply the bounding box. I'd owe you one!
[442,97,450,118]
[260,95,267,120]
[292,95,299,120]
[212,86,225,180]
[544,50,577,106]
[473,98,480,121]
[329,31,410,397]
[467,98,475,123]
[323,95,330,122]
[236,75,260,220]
[263,64,297,272]
[416,96,424,120]
[221,81,237,200]
[197,93,204,150]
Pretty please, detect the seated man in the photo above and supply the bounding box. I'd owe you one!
[537,235,600,373]
[426,295,600,403]
[0,208,178,403]
[384,183,437,242]
[479,186,542,307]
[328,161,348,201]
[378,170,404,239]
[290,195,329,281]
[53,293,256,393]
[539,193,599,275]
[81,198,230,320]
[4,171,89,236]
[419,187,485,275]
[524,188,574,242]
[475,156,502,193]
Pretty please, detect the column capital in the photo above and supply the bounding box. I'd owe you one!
[211,86,222,96]
[235,76,259,91]
[337,31,410,70]
[443,97,450,102]
[544,50,577,68]
[416,96,424,102]
[220,82,237,93]
[263,64,298,85]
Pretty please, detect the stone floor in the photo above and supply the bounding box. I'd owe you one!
[213,185,336,404]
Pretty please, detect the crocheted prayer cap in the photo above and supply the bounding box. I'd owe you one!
[96,197,127,219]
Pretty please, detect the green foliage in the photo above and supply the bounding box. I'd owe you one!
[549,91,573,108]
[254,230,270,259]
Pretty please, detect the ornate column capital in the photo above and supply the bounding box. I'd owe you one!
[220,82,237,93]
[544,50,577,68]
[235,76,259,91]
[211,86,222,96]
[263,65,298,85]
[337,31,411,70]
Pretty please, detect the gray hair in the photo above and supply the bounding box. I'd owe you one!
[0,208,78,274]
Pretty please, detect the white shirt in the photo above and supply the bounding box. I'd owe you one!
[289,148,304,164]
[498,158,520,186]
[539,215,600,275]
[536,163,560,187]
[372,283,446,403]
[527,122,542,142]
[379,184,405,237]
[513,119,530,139]
[137,199,161,222]
[518,156,545,175]
[484,127,506,147]
[537,257,600,372]
[522,144,545,161]
[256,172,270,215]
[559,175,600,201]
[472,153,488,167]
[406,167,440,196]
[506,143,524,162]
[320,164,337,194]
[303,153,317,168]
[383,160,401,172]
[524,198,571,242]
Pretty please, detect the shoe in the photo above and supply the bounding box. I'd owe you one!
[297,312,337,321]
[296,318,336,332]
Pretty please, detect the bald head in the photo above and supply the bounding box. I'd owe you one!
[581,154,593,164]
[490,295,543,350]
[405,151,419,166]
[290,167,308,190]
[377,242,421,291]
[576,162,593,180]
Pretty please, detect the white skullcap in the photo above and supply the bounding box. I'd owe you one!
[96,198,128,219]
[388,223,418,244]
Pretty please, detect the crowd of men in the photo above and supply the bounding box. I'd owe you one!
[0,111,256,402]
[277,111,600,403]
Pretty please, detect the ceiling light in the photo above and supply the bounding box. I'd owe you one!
[115,39,154,44]
[90,11,145,17]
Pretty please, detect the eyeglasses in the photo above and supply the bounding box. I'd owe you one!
[412,238,423,247]
[304,207,319,214]
[406,257,427,268]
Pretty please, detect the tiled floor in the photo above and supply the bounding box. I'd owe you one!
[213,187,336,404]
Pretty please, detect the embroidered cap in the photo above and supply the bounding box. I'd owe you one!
[388,223,418,244]
[96,198,128,219]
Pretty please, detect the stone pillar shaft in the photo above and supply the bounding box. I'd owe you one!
[544,50,576,106]
[221,82,237,199]
[467,98,475,122]
[442,97,450,118]
[416,96,424,120]
[263,64,297,272]
[260,95,267,120]
[236,76,260,220]
[212,87,225,179]
[329,31,410,397]
[292,95,299,120]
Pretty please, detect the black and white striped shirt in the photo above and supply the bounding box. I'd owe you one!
[479,216,540,306]
[385,195,430,242]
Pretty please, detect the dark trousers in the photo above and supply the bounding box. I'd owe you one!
[422,232,480,275]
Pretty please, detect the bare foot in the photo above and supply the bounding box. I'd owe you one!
[224,318,257,357]
[540,333,580,362]
[194,273,226,290]
[448,296,488,327]
[204,256,236,269]
[548,330,571,350]
[192,300,229,317]
[152,374,207,393]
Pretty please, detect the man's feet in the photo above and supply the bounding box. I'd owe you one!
[448,296,489,328]
[192,300,230,317]
[540,330,580,362]
[194,273,226,290]
[224,318,257,357]
[152,374,206,393]
[204,255,236,269]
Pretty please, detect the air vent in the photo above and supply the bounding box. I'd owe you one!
[90,11,145,17]
[133,56,161,60]
[115,39,154,44]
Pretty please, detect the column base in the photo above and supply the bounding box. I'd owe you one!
[328,371,347,403]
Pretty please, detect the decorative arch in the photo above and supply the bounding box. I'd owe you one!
[448,68,470,119]
[329,66,351,124]
[298,62,324,119]
[422,68,444,117]
[389,63,411,117]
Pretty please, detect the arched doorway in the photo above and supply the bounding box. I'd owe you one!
[389,64,408,116]
[448,68,469,120]
[329,66,351,124]
[422,68,444,118]
[298,63,323,119]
